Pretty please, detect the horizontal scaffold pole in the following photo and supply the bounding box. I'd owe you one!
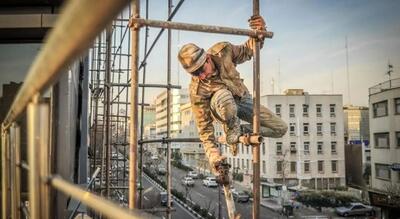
[130,18,274,39]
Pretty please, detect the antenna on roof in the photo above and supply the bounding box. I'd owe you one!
[387,60,393,80]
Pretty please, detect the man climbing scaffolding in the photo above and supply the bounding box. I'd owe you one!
[177,15,287,179]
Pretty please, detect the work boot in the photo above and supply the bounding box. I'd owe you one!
[225,119,241,156]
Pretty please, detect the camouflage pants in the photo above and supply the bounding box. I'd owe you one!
[210,89,287,140]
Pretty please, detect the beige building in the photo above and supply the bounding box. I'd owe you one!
[343,105,370,143]
[222,89,346,191]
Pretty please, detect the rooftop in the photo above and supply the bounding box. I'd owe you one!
[369,77,400,95]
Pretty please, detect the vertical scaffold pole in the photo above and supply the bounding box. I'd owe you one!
[1,127,10,219]
[11,123,21,219]
[129,0,140,209]
[252,0,261,218]
[166,0,172,218]
[27,95,50,219]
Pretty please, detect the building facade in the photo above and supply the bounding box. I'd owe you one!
[368,78,400,217]
[222,89,346,190]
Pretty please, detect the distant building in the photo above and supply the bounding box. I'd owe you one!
[368,78,400,218]
[343,105,370,143]
[222,89,346,194]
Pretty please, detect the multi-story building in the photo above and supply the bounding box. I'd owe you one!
[222,89,346,192]
[368,78,400,218]
[343,105,370,144]
[154,89,188,152]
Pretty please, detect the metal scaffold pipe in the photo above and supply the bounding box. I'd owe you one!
[2,0,130,130]
[252,0,261,218]
[130,18,274,39]
[129,0,140,209]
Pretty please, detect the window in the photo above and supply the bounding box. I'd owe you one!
[229,158,232,165]
[373,100,388,117]
[304,142,310,155]
[331,160,338,173]
[395,98,400,114]
[316,104,322,117]
[303,123,309,135]
[331,141,337,154]
[241,144,244,154]
[277,161,282,173]
[263,161,266,174]
[375,163,391,180]
[290,142,297,154]
[374,132,390,148]
[290,162,296,173]
[303,104,309,116]
[330,123,336,135]
[317,142,323,154]
[275,104,281,116]
[246,159,249,169]
[262,143,265,155]
[317,123,323,135]
[289,104,295,117]
[318,161,324,173]
[242,159,244,169]
[246,145,249,154]
[304,161,310,173]
[237,158,240,169]
[397,132,400,147]
[290,123,296,136]
[330,104,336,117]
[276,142,282,155]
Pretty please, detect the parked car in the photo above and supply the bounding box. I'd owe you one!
[151,155,159,160]
[157,166,166,175]
[232,190,250,203]
[202,177,218,187]
[160,191,173,206]
[181,177,195,187]
[187,171,199,179]
[335,202,375,217]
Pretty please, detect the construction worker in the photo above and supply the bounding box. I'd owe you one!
[178,15,287,177]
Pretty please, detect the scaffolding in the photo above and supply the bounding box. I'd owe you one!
[1,0,273,218]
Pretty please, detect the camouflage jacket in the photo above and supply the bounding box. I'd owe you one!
[190,40,254,151]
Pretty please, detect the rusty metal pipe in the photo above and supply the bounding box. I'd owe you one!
[130,18,273,39]
[129,0,140,209]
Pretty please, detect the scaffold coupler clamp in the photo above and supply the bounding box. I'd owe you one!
[239,133,263,146]
[128,14,142,30]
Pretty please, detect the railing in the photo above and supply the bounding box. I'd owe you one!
[369,77,400,95]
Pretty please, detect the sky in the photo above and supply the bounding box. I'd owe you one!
[1,0,400,106]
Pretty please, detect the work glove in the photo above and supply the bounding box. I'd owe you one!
[248,15,266,48]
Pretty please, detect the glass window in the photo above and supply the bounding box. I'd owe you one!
[374,132,390,148]
[330,123,336,135]
[396,132,400,147]
[241,144,244,154]
[395,98,400,114]
[318,160,324,173]
[303,104,309,116]
[246,159,249,169]
[246,145,249,154]
[290,142,297,154]
[316,104,322,116]
[317,123,323,135]
[303,123,309,135]
[331,141,337,154]
[275,104,281,116]
[304,142,310,155]
[263,160,266,174]
[330,104,336,117]
[262,143,265,155]
[242,159,244,169]
[317,142,323,154]
[373,100,388,117]
[290,162,296,173]
[276,142,282,155]
[304,161,310,173]
[290,123,296,136]
[375,163,391,180]
[289,104,295,117]
[277,161,282,173]
[331,160,338,173]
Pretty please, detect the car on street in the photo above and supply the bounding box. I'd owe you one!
[181,176,195,187]
[202,177,218,187]
[157,166,166,175]
[151,155,159,160]
[232,190,250,203]
[187,171,199,179]
[335,202,375,217]
[160,191,173,206]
